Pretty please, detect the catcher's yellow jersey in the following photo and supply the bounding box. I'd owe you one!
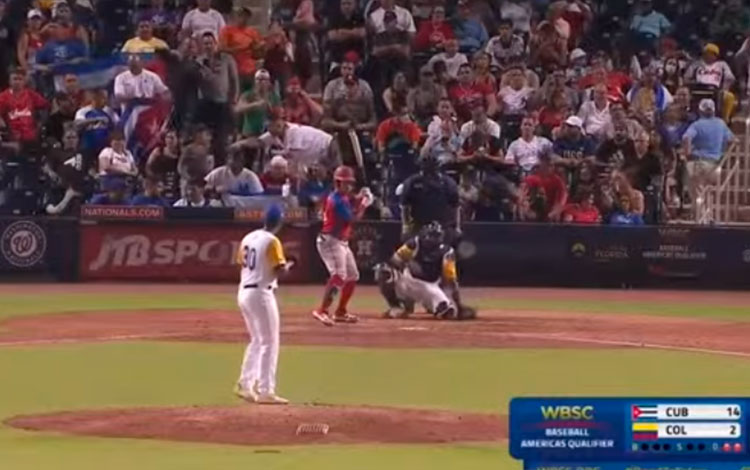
[396,240,457,282]
[236,229,286,288]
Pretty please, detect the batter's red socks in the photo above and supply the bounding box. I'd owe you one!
[337,281,356,315]
[320,275,345,312]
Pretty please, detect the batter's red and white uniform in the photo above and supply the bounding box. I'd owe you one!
[316,191,360,282]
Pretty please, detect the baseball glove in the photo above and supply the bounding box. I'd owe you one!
[456,304,477,321]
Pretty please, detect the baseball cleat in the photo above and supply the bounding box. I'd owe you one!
[256,393,289,405]
[334,312,359,323]
[383,307,406,319]
[233,382,259,403]
[312,310,335,326]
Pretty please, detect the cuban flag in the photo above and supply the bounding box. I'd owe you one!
[120,99,172,162]
[52,55,128,92]
[632,405,658,420]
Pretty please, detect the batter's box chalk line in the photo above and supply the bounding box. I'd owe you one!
[296,423,330,436]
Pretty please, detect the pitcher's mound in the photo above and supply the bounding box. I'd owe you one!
[6,405,506,446]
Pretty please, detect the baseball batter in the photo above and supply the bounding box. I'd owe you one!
[375,222,476,320]
[234,205,293,405]
[312,165,373,326]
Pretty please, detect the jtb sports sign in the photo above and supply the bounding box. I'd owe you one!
[80,223,310,282]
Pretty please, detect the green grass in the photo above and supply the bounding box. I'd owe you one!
[2,291,750,321]
[3,342,750,469]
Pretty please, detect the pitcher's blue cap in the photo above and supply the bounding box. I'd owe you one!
[264,204,283,227]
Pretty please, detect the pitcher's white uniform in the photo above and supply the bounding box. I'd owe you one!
[236,228,286,396]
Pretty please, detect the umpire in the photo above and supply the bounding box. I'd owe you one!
[399,154,460,242]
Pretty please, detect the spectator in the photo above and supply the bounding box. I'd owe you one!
[219,6,263,85]
[537,67,579,113]
[122,19,169,53]
[709,0,750,43]
[529,20,567,70]
[578,63,631,104]
[626,131,663,193]
[44,127,88,215]
[179,124,215,191]
[255,115,340,174]
[173,178,222,207]
[603,102,645,141]
[45,92,77,145]
[204,149,263,202]
[452,0,488,54]
[660,55,683,95]
[485,19,525,70]
[382,71,409,115]
[629,0,670,42]
[98,131,138,180]
[552,115,596,183]
[577,84,611,141]
[472,51,496,93]
[427,38,469,81]
[35,20,87,69]
[195,31,239,163]
[408,66,447,129]
[449,63,497,122]
[519,150,567,222]
[414,5,454,52]
[321,73,377,146]
[114,54,170,112]
[684,43,736,122]
[459,103,501,143]
[500,0,533,35]
[596,122,638,178]
[326,0,366,67]
[550,0,592,49]
[62,73,86,109]
[323,53,374,104]
[567,48,588,84]
[44,1,89,48]
[681,99,734,220]
[260,155,294,195]
[505,116,554,174]
[89,177,130,205]
[283,76,323,126]
[74,88,118,167]
[497,66,534,118]
[609,193,645,225]
[236,68,280,137]
[181,0,226,40]
[146,129,181,200]
[375,100,422,156]
[17,9,45,71]
[263,20,294,88]
[458,106,505,168]
[130,177,170,207]
[137,0,180,46]
[368,0,416,35]
[457,168,480,220]
[658,103,689,152]
[298,162,329,211]
[0,68,49,144]
[537,89,569,137]
[427,97,459,140]
[562,190,601,224]
[627,65,673,123]
[421,118,463,167]
[371,9,411,78]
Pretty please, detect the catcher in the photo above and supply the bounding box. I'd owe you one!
[375,222,476,320]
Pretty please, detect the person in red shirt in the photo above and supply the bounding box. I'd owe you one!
[562,190,601,224]
[0,69,49,144]
[414,5,454,52]
[520,150,568,222]
[577,64,631,104]
[375,100,422,154]
[283,76,323,126]
[448,63,497,122]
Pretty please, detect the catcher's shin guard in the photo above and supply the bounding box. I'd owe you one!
[374,263,401,308]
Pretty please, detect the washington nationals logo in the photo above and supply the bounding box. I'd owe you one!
[1,221,47,268]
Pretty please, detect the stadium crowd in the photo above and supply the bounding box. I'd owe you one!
[0,0,744,225]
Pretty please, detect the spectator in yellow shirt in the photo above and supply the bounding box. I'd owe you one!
[122,19,169,54]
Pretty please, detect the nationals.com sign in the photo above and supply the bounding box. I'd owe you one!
[80,224,309,282]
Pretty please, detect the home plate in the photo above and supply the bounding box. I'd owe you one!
[398,326,429,331]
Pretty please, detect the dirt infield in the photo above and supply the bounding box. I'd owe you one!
[3,308,750,355]
[6,405,505,446]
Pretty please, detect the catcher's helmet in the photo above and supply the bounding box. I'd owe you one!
[419,221,444,249]
[333,165,356,183]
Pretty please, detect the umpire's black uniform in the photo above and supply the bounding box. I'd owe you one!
[400,163,460,243]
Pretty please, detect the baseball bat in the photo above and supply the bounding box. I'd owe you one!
[348,129,367,181]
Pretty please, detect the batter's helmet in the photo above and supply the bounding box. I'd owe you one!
[333,165,356,183]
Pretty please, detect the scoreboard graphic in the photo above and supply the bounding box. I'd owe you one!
[509,398,750,470]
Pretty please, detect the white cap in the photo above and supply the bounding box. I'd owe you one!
[269,155,288,168]
[569,48,587,62]
[27,9,43,19]
[565,116,584,129]
[255,69,271,81]
[699,99,716,113]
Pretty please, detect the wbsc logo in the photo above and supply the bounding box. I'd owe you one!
[1,221,47,268]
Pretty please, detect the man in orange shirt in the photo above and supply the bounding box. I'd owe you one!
[375,101,422,156]
[219,6,264,86]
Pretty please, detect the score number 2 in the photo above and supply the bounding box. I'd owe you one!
[243,247,257,270]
